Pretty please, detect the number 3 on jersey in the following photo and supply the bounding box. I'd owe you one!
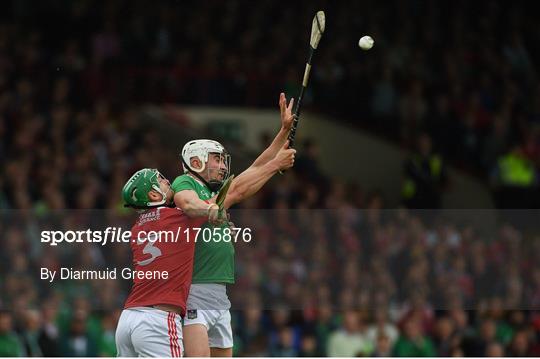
[137,232,162,266]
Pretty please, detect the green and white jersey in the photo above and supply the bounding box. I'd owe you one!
[171,174,235,284]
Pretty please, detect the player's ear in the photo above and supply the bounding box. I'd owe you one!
[147,190,161,201]
[190,157,202,169]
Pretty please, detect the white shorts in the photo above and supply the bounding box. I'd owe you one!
[184,283,233,349]
[116,307,183,357]
[183,309,233,349]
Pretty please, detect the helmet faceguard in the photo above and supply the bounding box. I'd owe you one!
[181,139,231,192]
[122,168,171,209]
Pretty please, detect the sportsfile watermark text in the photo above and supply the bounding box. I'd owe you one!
[41,227,252,246]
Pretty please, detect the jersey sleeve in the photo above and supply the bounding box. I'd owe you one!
[171,175,197,193]
[163,207,208,229]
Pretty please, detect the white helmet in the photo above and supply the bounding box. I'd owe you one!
[181,139,231,192]
[181,139,228,173]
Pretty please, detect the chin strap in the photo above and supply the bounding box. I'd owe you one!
[124,188,174,210]
[124,199,174,210]
[181,158,223,193]
[123,202,174,210]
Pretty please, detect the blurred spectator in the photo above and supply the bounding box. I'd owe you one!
[294,139,326,186]
[97,311,119,356]
[392,317,436,357]
[314,305,339,355]
[402,133,448,208]
[506,329,532,356]
[0,311,24,356]
[491,143,539,208]
[482,114,511,171]
[61,312,97,356]
[20,309,43,356]
[267,309,301,356]
[327,310,373,357]
[372,334,393,357]
[269,327,297,357]
[298,334,320,357]
[466,318,500,357]
[366,308,399,347]
[38,302,60,357]
[485,341,505,357]
[432,316,458,356]
[450,346,465,356]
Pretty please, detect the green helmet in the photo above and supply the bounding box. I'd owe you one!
[122,168,168,208]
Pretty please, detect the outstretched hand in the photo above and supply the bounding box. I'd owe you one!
[279,92,295,132]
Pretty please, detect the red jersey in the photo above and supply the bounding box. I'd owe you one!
[124,206,206,315]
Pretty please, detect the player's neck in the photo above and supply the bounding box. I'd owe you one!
[187,173,207,187]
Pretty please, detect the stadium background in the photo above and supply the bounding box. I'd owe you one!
[1,0,540,357]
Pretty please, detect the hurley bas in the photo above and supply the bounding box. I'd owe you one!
[40,267,169,282]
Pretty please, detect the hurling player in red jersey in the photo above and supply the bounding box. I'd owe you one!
[115,168,216,357]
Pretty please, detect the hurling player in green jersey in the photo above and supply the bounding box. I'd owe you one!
[172,93,296,357]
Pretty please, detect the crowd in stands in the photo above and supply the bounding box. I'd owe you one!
[2,0,540,357]
[2,0,539,186]
[2,195,540,356]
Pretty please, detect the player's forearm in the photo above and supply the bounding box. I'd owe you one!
[223,160,280,208]
[250,127,289,168]
[174,192,214,218]
[182,202,213,218]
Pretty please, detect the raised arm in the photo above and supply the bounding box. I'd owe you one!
[223,141,295,209]
[250,93,295,169]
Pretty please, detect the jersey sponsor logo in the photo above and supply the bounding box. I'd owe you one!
[187,309,197,319]
[137,208,161,226]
